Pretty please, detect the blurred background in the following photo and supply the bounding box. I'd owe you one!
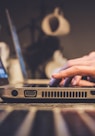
[0,0,95,80]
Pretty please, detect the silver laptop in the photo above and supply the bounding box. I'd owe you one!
[1,10,95,103]
[0,52,95,103]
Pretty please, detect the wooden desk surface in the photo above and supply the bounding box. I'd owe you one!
[0,102,95,136]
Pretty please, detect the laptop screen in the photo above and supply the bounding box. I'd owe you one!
[0,58,9,85]
[0,61,8,78]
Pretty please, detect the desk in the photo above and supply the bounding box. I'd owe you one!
[0,103,95,136]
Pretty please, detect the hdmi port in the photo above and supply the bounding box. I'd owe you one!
[24,90,37,97]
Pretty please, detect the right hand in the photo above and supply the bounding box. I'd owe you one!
[49,51,95,87]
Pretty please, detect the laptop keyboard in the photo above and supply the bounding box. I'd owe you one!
[0,104,95,136]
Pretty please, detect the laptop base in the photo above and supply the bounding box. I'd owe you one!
[1,97,95,103]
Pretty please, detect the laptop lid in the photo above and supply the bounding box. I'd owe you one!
[5,9,49,85]
[6,9,28,80]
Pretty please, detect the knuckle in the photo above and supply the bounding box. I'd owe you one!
[73,66,80,72]
[89,51,95,56]
[82,55,88,59]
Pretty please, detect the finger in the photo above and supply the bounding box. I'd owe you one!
[52,65,95,79]
[59,77,73,87]
[59,78,65,86]
[49,78,61,87]
[63,76,74,87]
[71,75,82,85]
[77,80,95,87]
[49,65,72,87]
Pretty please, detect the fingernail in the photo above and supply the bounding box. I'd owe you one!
[72,80,77,85]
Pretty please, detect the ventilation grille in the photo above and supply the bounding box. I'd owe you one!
[42,91,87,98]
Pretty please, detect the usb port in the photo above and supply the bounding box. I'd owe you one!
[90,90,95,95]
[24,90,37,97]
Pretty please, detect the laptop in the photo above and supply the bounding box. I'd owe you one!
[0,55,95,103]
[1,10,95,103]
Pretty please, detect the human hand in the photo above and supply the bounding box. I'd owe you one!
[49,52,95,87]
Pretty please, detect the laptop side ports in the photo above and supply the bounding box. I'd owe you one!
[11,90,18,96]
[24,90,37,97]
[90,90,95,95]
